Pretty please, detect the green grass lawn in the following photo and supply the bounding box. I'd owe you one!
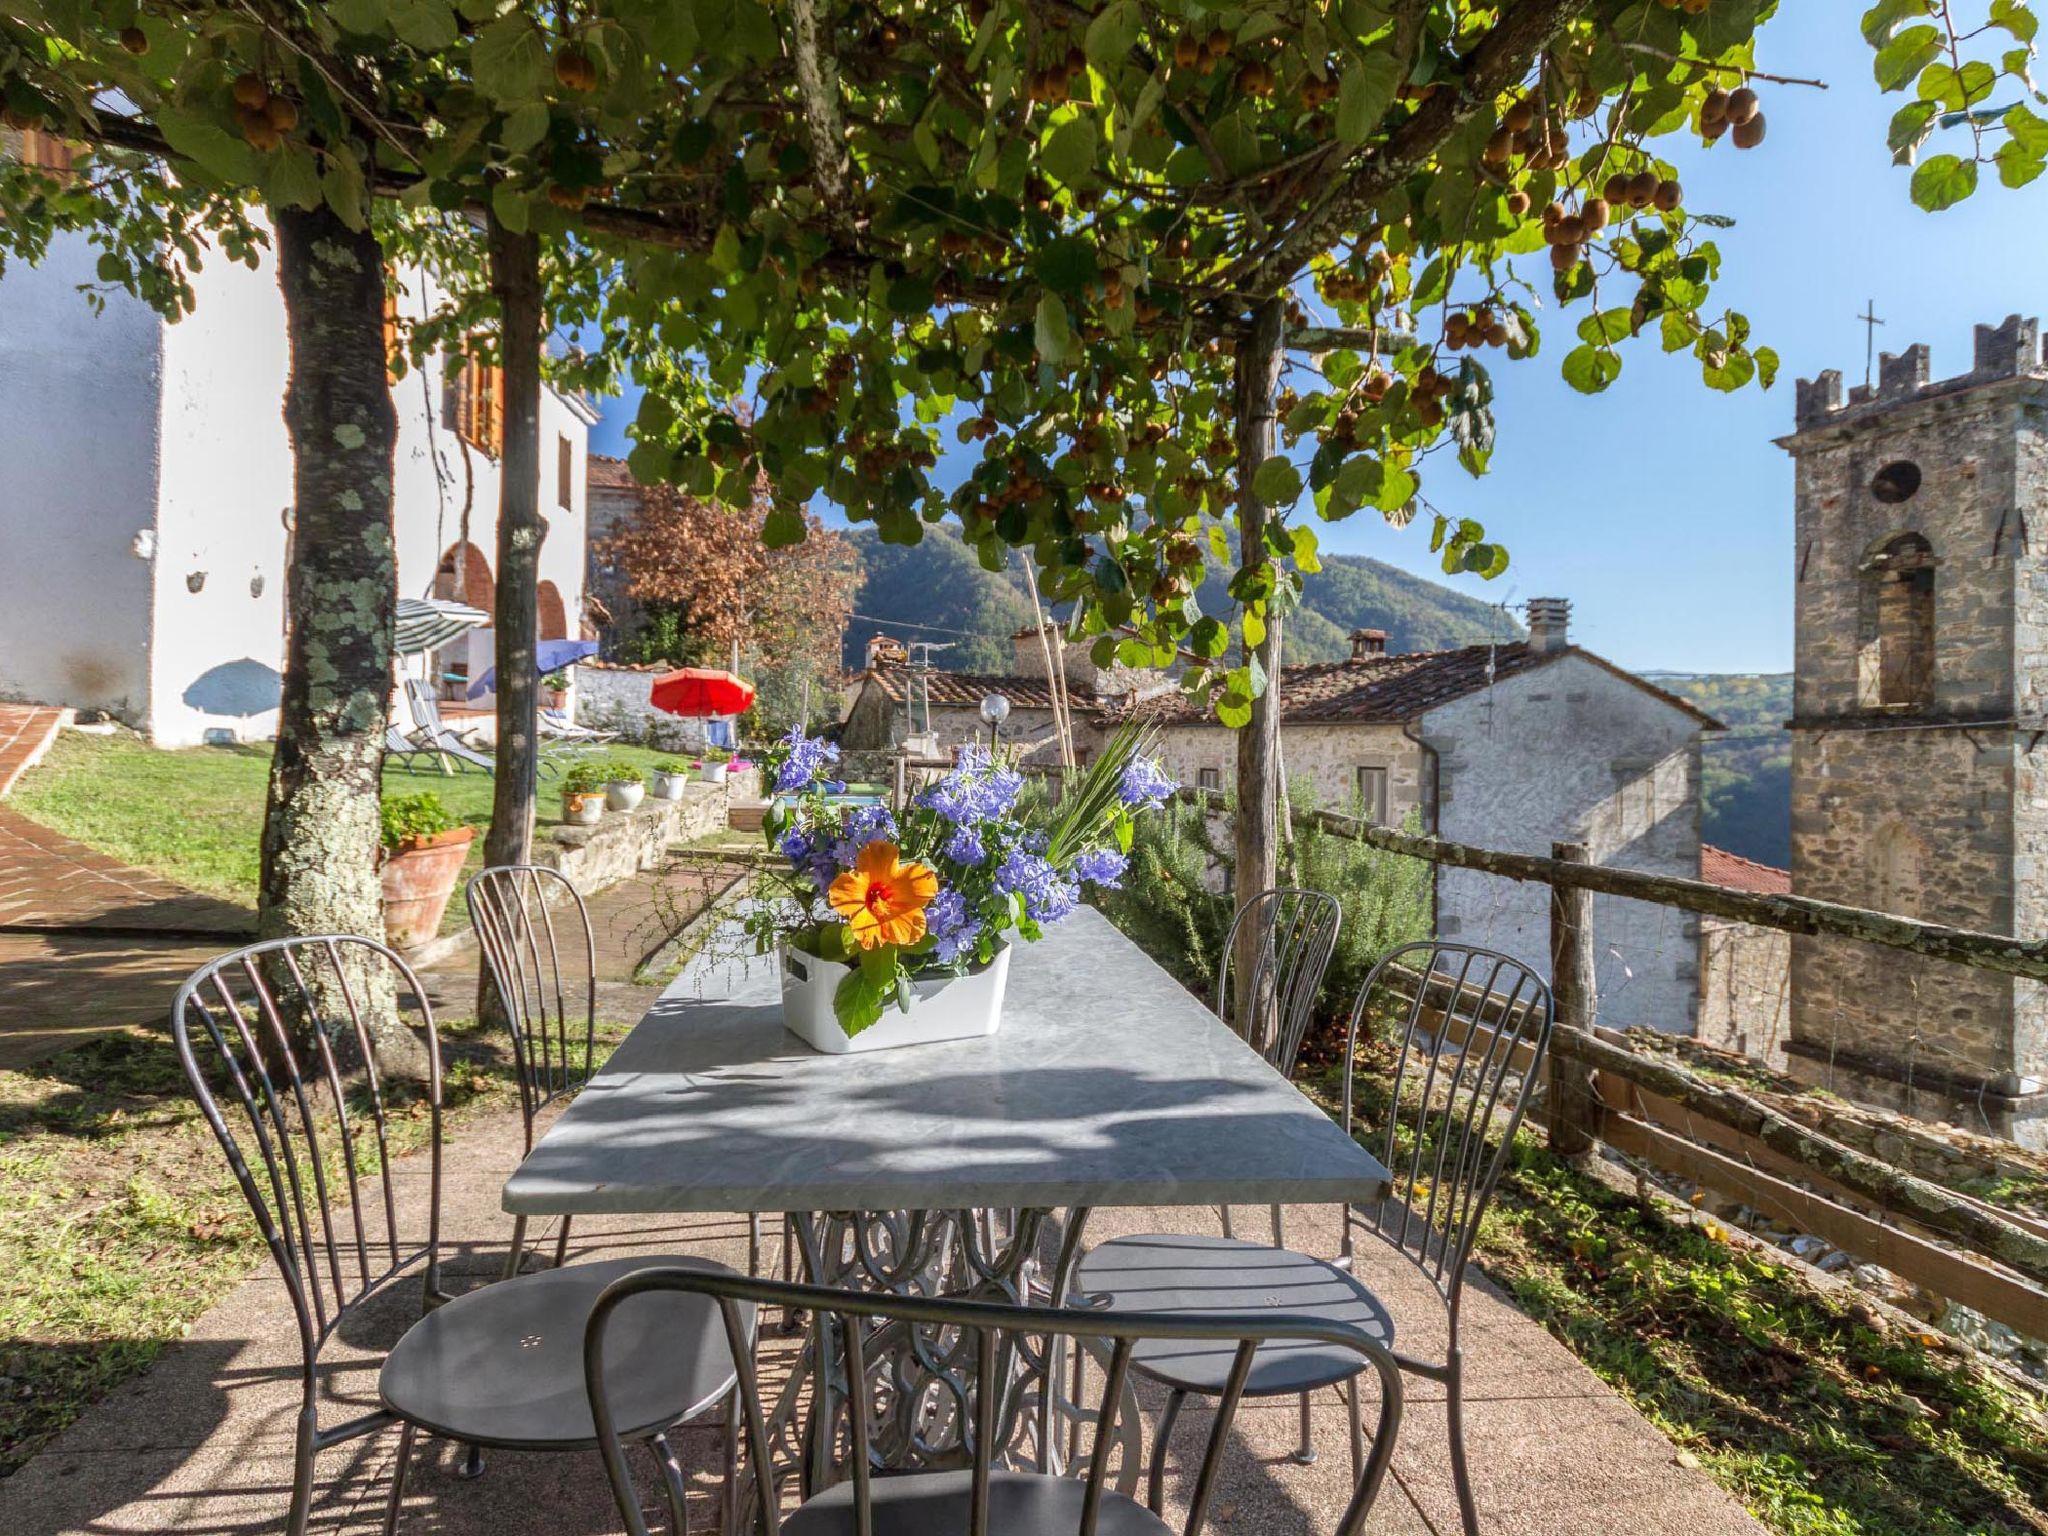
[10,729,696,907]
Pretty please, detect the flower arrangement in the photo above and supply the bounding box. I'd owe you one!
[753,722,1175,1036]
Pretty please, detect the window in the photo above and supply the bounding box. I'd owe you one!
[1198,766,1222,792]
[1871,460,1921,505]
[444,343,505,457]
[1858,532,1936,709]
[1355,765,1389,825]
[557,434,574,509]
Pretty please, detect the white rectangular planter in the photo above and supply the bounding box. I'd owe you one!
[779,942,1011,1054]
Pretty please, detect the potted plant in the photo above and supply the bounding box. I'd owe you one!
[700,748,732,786]
[540,670,570,710]
[650,759,692,800]
[378,792,475,948]
[604,758,646,811]
[561,761,608,826]
[750,721,1172,1054]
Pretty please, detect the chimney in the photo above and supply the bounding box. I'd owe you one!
[1349,628,1387,661]
[1526,598,1571,655]
[866,633,907,669]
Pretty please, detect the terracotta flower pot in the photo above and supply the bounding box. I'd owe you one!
[380,825,476,949]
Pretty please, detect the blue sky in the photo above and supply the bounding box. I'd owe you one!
[591,9,2048,675]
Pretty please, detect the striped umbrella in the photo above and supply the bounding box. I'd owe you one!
[395,596,490,655]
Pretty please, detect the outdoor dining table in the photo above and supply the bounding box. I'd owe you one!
[504,904,1394,1495]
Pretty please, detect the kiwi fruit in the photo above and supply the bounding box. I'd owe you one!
[1505,189,1531,217]
[1205,28,1230,58]
[118,25,148,54]
[1582,197,1611,232]
[263,95,298,132]
[1653,179,1682,212]
[232,73,269,109]
[1626,170,1658,207]
[1504,100,1535,134]
[1726,87,1760,126]
[1549,242,1581,272]
[1733,112,1766,149]
[1602,172,1629,203]
[1702,88,1730,124]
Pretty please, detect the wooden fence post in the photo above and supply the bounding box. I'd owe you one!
[1547,841,1601,1157]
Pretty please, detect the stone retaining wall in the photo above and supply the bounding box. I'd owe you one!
[538,780,728,894]
[576,660,712,752]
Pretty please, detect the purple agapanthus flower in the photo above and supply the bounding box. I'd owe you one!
[1070,848,1129,888]
[944,825,986,865]
[828,803,899,869]
[774,725,842,795]
[920,743,1023,827]
[1118,756,1175,810]
[925,887,981,964]
[995,849,1079,925]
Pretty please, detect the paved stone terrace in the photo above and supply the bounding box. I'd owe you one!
[0,806,255,936]
[0,703,65,798]
[0,1094,1767,1536]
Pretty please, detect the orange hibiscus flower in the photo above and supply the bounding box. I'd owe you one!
[827,841,939,950]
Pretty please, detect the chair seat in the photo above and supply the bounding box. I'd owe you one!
[1074,1233,1394,1397]
[379,1255,746,1451]
[785,1469,1171,1536]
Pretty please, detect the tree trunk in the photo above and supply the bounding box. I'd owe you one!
[483,212,545,872]
[1231,295,1287,1015]
[264,202,415,1072]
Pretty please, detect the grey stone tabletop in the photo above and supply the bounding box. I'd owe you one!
[503,905,1393,1216]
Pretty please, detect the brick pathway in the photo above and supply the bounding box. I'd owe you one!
[0,702,65,797]
[0,806,255,936]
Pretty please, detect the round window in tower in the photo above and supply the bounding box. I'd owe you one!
[1871,460,1922,504]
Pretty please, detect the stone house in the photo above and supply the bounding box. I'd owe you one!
[1781,314,2048,1143]
[0,131,597,746]
[843,602,1719,1034]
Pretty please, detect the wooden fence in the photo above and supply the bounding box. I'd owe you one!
[1178,788,2048,1339]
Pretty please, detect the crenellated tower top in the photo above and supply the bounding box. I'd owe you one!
[1792,314,2047,432]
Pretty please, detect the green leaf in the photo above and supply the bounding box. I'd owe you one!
[389,0,458,51]
[1872,24,1941,91]
[2006,102,2048,156]
[833,952,892,1037]
[155,107,259,187]
[490,180,530,233]
[1291,525,1323,573]
[1336,52,1402,145]
[1997,139,2046,187]
[264,142,323,210]
[1992,0,2038,41]
[762,505,807,548]
[502,103,550,153]
[1251,456,1303,506]
[473,16,552,104]
[1034,292,1074,362]
[1033,236,1098,296]
[322,148,368,229]
[1042,116,1098,185]
[1084,0,1139,65]
[1910,152,1978,209]
[1561,344,1622,395]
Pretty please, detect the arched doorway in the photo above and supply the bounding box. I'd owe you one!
[1858,531,1935,710]
[537,580,568,642]
[431,541,494,700]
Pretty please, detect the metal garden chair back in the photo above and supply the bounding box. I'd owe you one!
[466,864,598,1143]
[172,936,446,1530]
[466,863,600,1275]
[1216,887,1341,1079]
[587,1270,1405,1536]
[1339,940,1554,1312]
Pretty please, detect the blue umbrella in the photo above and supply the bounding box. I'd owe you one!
[466,638,599,699]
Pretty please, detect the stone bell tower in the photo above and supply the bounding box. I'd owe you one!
[1779,315,2048,1146]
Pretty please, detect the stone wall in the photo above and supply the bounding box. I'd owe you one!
[1783,317,2048,1137]
[575,660,711,752]
[1148,721,1423,822]
[1698,917,1791,1066]
[1423,651,1705,1035]
[538,780,728,894]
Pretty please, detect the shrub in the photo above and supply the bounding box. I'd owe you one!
[561,761,608,796]
[1091,785,1432,1032]
[380,792,456,852]
[656,759,691,776]
[540,670,569,692]
[605,759,646,786]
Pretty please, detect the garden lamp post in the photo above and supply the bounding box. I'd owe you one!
[980,692,1010,751]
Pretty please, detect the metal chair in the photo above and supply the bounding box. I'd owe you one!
[1075,941,1554,1536]
[402,676,496,774]
[587,1270,1405,1536]
[1215,887,1343,1079]
[467,864,781,1281]
[172,935,746,1536]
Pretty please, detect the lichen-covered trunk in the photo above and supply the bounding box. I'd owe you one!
[483,212,543,874]
[263,204,414,1072]
[1231,296,1287,1021]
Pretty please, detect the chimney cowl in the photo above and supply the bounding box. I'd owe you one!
[1349,628,1388,661]
[1526,598,1571,654]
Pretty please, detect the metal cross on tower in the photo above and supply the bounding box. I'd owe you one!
[1857,299,1886,388]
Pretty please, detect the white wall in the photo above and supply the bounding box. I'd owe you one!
[1,221,595,745]
[0,230,160,722]
[150,243,294,745]
[1422,651,1705,1034]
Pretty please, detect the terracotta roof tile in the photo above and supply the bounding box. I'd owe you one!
[1701,844,1791,895]
[864,664,1062,712]
[588,454,637,491]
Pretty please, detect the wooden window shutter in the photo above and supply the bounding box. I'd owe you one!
[557,434,573,509]
[17,128,74,177]
[485,362,505,458]
[381,294,400,385]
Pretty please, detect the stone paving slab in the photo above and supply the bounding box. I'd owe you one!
[0,930,227,1070]
[0,806,254,936]
[0,1088,1767,1536]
